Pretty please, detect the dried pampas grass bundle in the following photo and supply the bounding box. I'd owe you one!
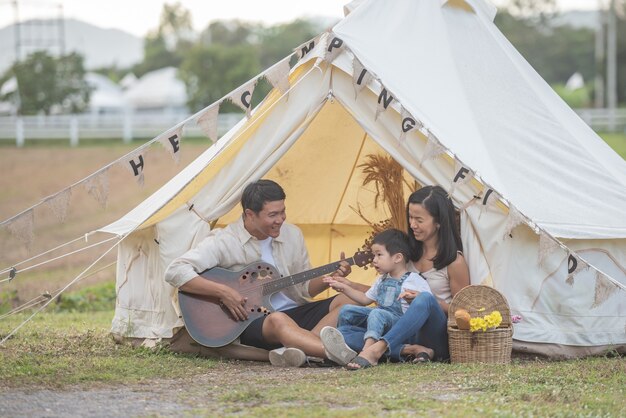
[352,154,419,250]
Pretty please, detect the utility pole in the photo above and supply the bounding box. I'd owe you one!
[607,0,618,131]
[595,1,606,108]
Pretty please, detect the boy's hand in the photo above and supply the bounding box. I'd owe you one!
[323,275,349,292]
[398,290,420,302]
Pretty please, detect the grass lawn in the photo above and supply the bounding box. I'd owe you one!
[0,310,624,416]
[599,132,626,158]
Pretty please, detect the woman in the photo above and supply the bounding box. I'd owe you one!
[342,185,470,369]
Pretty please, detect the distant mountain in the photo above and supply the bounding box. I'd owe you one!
[0,18,143,74]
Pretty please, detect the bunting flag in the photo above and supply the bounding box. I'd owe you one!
[83,169,110,208]
[478,188,501,219]
[459,195,480,212]
[122,150,146,187]
[591,271,619,308]
[537,231,560,267]
[265,58,291,94]
[158,125,183,164]
[5,209,34,251]
[352,58,373,99]
[294,35,320,60]
[323,35,345,63]
[375,87,394,120]
[449,160,474,195]
[196,103,220,142]
[228,79,257,117]
[419,132,447,166]
[565,252,588,286]
[399,107,422,142]
[44,188,72,223]
[503,205,525,239]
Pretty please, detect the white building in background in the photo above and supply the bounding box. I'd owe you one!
[0,76,17,115]
[123,67,188,116]
[85,73,127,115]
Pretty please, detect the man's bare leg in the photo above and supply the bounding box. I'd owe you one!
[262,312,326,358]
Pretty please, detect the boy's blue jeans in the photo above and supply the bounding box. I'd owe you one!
[338,292,449,361]
[337,305,401,342]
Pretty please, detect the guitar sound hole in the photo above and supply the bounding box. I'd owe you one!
[250,272,258,279]
[242,275,247,280]
[257,308,262,312]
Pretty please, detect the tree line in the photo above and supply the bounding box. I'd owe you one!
[1,1,625,115]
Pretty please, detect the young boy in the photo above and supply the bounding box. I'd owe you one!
[321,228,431,366]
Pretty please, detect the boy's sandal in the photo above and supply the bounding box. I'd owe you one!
[406,351,431,364]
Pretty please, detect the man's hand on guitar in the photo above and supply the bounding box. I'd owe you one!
[218,286,249,321]
[335,251,352,277]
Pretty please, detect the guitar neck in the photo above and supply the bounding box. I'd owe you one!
[261,257,356,296]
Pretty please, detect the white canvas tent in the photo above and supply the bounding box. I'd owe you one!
[101,0,625,358]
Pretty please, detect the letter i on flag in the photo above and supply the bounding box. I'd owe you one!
[352,58,373,99]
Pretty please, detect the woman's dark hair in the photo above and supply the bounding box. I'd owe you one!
[371,228,411,263]
[241,179,286,213]
[406,185,462,270]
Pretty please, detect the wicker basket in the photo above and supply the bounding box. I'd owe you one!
[447,285,513,364]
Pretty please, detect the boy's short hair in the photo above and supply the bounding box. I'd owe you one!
[241,179,286,213]
[371,229,412,263]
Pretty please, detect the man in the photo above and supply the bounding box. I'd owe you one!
[165,179,366,366]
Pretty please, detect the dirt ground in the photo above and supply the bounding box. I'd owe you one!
[0,361,353,417]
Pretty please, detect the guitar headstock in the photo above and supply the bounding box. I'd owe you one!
[353,250,374,267]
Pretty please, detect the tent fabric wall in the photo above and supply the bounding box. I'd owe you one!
[105,0,625,356]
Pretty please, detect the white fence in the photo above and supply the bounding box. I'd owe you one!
[0,109,625,147]
[0,112,244,146]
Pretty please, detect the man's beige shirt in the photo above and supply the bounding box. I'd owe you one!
[165,216,313,304]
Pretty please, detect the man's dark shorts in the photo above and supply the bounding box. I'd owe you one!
[239,296,336,350]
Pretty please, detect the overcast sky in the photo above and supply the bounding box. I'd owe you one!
[0,0,601,37]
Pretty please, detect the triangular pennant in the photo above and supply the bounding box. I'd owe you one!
[122,150,146,187]
[196,103,220,142]
[44,188,72,223]
[503,205,525,239]
[375,87,394,120]
[352,58,373,99]
[265,58,291,94]
[83,169,109,208]
[323,35,345,63]
[478,188,501,219]
[449,160,474,195]
[228,79,257,117]
[158,125,183,164]
[5,209,34,251]
[459,195,480,212]
[565,252,588,286]
[294,35,320,60]
[591,271,619,308]
[419,132,447,166]
[399,107,422,142]
[537,231,560,267]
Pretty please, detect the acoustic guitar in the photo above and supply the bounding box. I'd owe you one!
[178,250,373,348]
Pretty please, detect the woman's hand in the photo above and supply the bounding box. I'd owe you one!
[398,290,419,302]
